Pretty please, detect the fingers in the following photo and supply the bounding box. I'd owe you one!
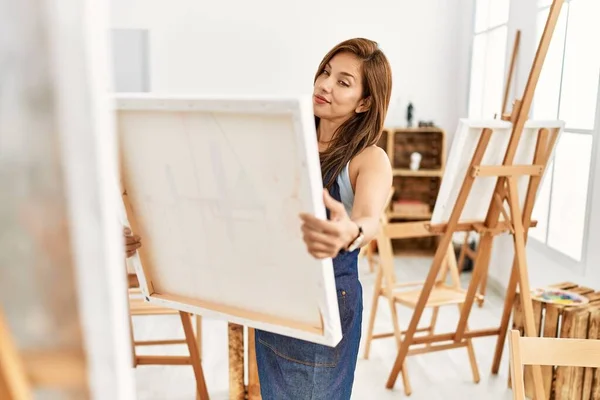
[125,240,141,259]
[299,213,340,236]
[125,233,141,245]
[123,226,141,258]
[125,241,142,253]
[308,250,333,259]
[301,226,335,250]
[323,189,346,219]
[301,219,343,259]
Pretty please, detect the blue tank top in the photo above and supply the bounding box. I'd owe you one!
[327,164,359,280]
[336,162,354,216]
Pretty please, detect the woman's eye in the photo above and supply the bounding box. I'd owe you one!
[339,81,349,87]
[322,69,330,76]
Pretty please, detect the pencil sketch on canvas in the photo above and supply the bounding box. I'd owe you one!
[116,94,342,346]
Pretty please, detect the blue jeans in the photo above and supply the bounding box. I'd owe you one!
[255,274,363,400]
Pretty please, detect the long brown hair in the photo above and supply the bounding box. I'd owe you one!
[315,38,392,189]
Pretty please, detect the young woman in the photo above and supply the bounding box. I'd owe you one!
[123,37,393,399]
[253,38,393,399]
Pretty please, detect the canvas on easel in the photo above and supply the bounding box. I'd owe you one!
[431,119,563,226]
[116,94,343,347]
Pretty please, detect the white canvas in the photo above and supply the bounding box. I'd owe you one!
[116,94,342,347]
[431,119,565,225]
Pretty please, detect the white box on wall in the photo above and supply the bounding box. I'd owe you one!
[111,29,150,92]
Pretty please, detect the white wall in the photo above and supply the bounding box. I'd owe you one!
[110,2,472,395]
[111,0,469,138]
[476,0,600,290]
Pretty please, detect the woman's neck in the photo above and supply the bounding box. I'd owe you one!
[317,119,341,152]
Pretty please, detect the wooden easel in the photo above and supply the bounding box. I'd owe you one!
[385,2,565,399]
[459,28,522,306]
[229,324,261,400]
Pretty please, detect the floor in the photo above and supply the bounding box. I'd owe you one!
[132,255,516,399]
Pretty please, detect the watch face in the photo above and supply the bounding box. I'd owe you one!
[348,231,364,251]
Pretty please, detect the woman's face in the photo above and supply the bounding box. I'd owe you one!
[313,52,368,123]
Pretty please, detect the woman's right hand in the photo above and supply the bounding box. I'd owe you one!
[123,226,141,258]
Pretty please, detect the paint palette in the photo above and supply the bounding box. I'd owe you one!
[531,287,589,306]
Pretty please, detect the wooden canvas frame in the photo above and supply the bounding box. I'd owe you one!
[116,94,343,347]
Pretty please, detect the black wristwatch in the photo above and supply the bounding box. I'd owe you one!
[346,224,364,252]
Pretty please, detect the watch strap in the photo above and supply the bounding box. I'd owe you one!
[346,224,364,252]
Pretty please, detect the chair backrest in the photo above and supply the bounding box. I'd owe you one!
[380,187,395,225]
[374,187,459,294]
[375,187,397,287]
[509,329,600,400]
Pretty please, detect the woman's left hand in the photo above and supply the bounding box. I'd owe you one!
[299,189,359,259]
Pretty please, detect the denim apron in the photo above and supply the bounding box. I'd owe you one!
[254,176,363,400]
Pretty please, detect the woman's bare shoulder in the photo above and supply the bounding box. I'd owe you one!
[354,145,390,167]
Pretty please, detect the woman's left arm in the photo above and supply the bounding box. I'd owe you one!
[348,146,393,245]
[299,146,391,259]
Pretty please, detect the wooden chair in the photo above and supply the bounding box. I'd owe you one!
[363,217,481,395]
[509,330,600,400]
[359,241,378,273]
[126,272,209,399]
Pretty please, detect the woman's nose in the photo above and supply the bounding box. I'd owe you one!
[318,77,333,93]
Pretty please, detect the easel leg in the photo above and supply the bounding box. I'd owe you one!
[454,234,493,341]
[180,312,209,400]
[228,323,245,400]
[388,296,412,395]
[247,328,261,400]
[506,178,545,400]
[491,257,519,374]
[449,247,480,384]
[458,304,481,383]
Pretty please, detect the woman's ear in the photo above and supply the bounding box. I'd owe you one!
[355,97,371,114]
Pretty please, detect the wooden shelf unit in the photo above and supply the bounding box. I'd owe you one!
[377,126,446,255]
